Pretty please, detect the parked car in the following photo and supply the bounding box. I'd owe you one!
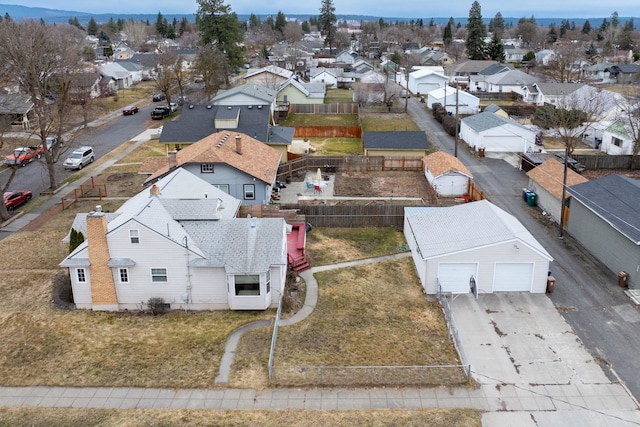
[122,105,139,115]
[63,146,95,170]
[45,136,63,151]
[176,95,189,106]
[4,189,32,211]
[168,102,178,113]
[152,93,166,102]
[4,146,44,167]
[151,105,171,120]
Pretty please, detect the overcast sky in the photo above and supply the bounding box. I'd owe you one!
[8,0,637,19]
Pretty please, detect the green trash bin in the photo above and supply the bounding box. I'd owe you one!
[526,192,537,207]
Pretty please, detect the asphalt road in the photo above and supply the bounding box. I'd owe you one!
[407,97,640,401]
[2,103,158,197]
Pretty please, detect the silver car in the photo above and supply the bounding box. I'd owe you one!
[63,146,94,170]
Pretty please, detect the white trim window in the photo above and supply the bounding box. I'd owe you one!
[243,184,255,200]
[119,268,129,284]
[266,270,271,293]
[214,184,229,194]
[612,136,623,147]
[151,268,168,282]
[234,274,260,296]
[201,163,214,173]
[129,229,140,244]
[77,268,86,283]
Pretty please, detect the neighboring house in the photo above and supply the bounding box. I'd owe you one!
[600,120,635,155]
[70,72,102,101]
[336,50,358,64]
[482,104,509,118]
[459,111,536,153]
[158,104,294,158]
[426,87,480,115]
[353,70,386,104]
[114,60,145,84]
[449,60,500,84]
[535,49,556,67]
[526,158,588,223]
[309,67,338,88]
[0,94,35,131]
[243,65,293,89]
[423,151,472,197]
[504,46,529,63]
[582,62,615,83]
[98,62,133,90]
[404,200,553,294]
[408,68,448,95]
[605,64,640,84]
[145,131,282,206]
[362,131,431,156]
[566,175,640,289]
[277,77,326,105]
[521,82,584,106]
[481,69,537,95]
[351,59,374,74]
[213,83,277,119]
[60,168,288,312]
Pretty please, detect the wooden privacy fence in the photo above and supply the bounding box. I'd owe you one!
[61,176,107,210]
[283,204,409,228]
[290,103,358,114]
[294,126,362,139]
[571,154,640,170]
[277,155,424,179]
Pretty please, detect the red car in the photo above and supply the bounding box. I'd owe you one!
[122,105,139,115]
[4,190,32,211]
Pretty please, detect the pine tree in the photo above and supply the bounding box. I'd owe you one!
[465,1,487,60]
[319,0,337,54]
[486,32,505,62]
[301,21,310,33]
[582,20,591,34]
[196,0,245,72]
[443,18,454,52]
[489,12,504,37]
[69,229,85,254]
[275,11,287,36]
[87,17,98,36]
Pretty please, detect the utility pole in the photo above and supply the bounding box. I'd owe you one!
[404,69,409,113]
[559,145,569,238]
[454,81,459,158]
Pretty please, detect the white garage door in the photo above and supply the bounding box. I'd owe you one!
[438,263,478,293]
[493,263,534,292]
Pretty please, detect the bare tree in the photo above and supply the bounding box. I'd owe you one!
[542,43,587,83]
[618,84,640,164]
[154,50,179,104]
[0,20,85,191]
[122,19,150,51]
[195,45,228,99]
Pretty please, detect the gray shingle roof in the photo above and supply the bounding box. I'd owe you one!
[567,175,640,244]
[461,111,530,133]
[362,131,430,150]
[0,94,33,115]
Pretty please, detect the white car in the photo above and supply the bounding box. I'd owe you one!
[63,146,95,170]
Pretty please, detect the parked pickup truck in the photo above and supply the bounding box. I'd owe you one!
[4,145,44,167]
[151,105,172,120]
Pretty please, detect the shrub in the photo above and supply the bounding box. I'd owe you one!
[148,297,169,315]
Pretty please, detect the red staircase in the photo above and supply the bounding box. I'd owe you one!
[287,223,310,272]
[289,252,311,272]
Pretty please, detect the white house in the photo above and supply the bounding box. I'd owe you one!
[59,169,288,312]
[600,120,635,155]
[404,201,553,295]
[423,151,472,197]
[243,65,293,90]
[277,77,325,105]
[459,111,536,153]
[98,62,133,90]
[310,67,338,89]
[426,87,480,115]
[213,83,277,118]
[408,68,448,95]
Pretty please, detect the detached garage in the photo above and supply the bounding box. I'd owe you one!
[459,111,536,153]
[404,201,553,295]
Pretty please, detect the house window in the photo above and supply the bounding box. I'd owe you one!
[612,137,623,147]
[119,268,129,284]
[266,270,271,294]
[235,274,260,296]
[151,268,168,282]
[77,268,86,283]
[129,229,139,244]
[201,163,214,173]
[244,184,255,200]
[214,184,229,194]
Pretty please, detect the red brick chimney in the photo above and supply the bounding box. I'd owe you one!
[86,206,118,311]
[235,135,242,155]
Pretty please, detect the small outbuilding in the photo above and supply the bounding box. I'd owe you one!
[362,131,430,157]
[404,201,553,295]
[459,111,536,153]
[423,151,472,197]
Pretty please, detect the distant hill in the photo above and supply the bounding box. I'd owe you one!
[0,4,619,28]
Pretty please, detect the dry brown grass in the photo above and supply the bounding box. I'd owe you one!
[0,407,482,427]
[360,112,421,131]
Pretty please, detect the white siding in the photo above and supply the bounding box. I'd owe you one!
[70,268,92,309]
[493,262,534,292]
[438,263,478,293]
[432,173,469,197]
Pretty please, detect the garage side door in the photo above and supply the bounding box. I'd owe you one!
[493,263,534,292]
[438,263,478,293]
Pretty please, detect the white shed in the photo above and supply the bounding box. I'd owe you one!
[408,68,448,96]
[423,151,472,197]
[426,87,480,115]
[404,201,553,295]
[459,111,536,153]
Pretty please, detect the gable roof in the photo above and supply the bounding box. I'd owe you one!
[532,82,583,96]
[244,65,293,80]
[462,111,531,133]
[485,69,537,86]
[362,131,430,150]
[405,200,553,260]
[526,158,588,200]
[0,94,33,115]
[423,151,472,178]
[146,131,282,185]
[159,104,293,145]
[213,83,276,105]
[567,174,640,244]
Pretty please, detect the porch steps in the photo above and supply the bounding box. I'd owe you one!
[290,256,310,273]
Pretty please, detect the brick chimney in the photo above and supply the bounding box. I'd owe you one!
[86,206,118,311]
[168,150,177,169]
[235,135,242,155]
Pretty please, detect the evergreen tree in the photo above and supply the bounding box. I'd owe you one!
[443,17,454,51]
[107,17,118,34]
[547,25,558,44]
[582,20,591,34]
[69,229,85,254]
[465,1,487,60]
[378,17,386,28]
[275,11,287,35]
[3,12,11,22]
[486,32,505,61]
[249,13,260,29]
[618,18,635,50]
[429,18,435,27]
[87,17,98,35]
[265,16,274,30]
[155,12,166,36]
[489,12,504,37]
[301,21,310,33]
[319,0,337,53]
[610,11,620,28]
[196,0,245,72]
[597,18,609,41]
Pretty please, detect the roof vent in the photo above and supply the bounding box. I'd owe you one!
[207,105,212,109]
[189,104,194,109]
[247,105,253,109]
[257,105,262,109]
[227,106,232,110]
